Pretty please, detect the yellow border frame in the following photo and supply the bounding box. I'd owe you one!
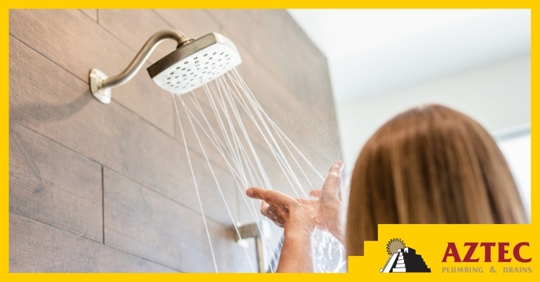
[2,2,538,281]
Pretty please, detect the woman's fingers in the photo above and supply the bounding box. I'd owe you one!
[296,198,311,205]
[261,201,270,217]
[261,201,285,228]
[247,187,296,207]
[309,189,322,198]
[321,161,344,200]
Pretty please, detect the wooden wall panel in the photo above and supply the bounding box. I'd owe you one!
[10,212,175,272]
[99,9,177,64]
[9,9,176,137]
[9,9,340,272]
[154,10,222,41]
[207,10,330,111]
[10,120,103,242]
[9,37,236,225]
[103,168,252,272]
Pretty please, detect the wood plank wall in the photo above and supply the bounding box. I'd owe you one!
[9,9,342,272]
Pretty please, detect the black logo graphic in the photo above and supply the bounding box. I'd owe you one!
[380,238,431,273]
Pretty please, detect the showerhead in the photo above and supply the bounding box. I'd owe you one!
[147,32,242,94]
[89,30,242,104]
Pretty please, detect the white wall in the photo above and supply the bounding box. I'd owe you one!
[498,131,531,219]
[337,54,530,169]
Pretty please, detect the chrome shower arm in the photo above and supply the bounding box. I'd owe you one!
[103,30,190,89]
[89,29,192,104]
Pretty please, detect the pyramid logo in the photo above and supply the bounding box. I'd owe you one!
[380,238,431,273]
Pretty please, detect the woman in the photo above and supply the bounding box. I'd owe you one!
[246,104,527,272]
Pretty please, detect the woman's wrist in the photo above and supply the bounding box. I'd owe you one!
[278,221,314,273]
[286,207,316,231]
[284,223,314,240]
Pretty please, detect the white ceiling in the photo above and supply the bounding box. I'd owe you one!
[287,9,531,105]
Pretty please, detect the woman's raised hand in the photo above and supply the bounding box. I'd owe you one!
[246,161,345,242]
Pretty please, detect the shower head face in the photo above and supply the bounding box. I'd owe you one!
[147,32,242,94]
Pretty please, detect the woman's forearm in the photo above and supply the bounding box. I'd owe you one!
[276,226,313,273]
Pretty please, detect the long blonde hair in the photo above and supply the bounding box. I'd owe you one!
[346,104,527,256]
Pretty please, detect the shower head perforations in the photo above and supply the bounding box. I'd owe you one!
[148,32,242,95]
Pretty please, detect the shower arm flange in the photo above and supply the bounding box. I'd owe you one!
[89,30,193,104]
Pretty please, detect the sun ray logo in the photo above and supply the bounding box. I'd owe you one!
[380,238,431,273]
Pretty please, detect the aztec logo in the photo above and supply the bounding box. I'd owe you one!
[380,238,432,273]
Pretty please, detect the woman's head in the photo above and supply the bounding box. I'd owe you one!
[345,104,527,256]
